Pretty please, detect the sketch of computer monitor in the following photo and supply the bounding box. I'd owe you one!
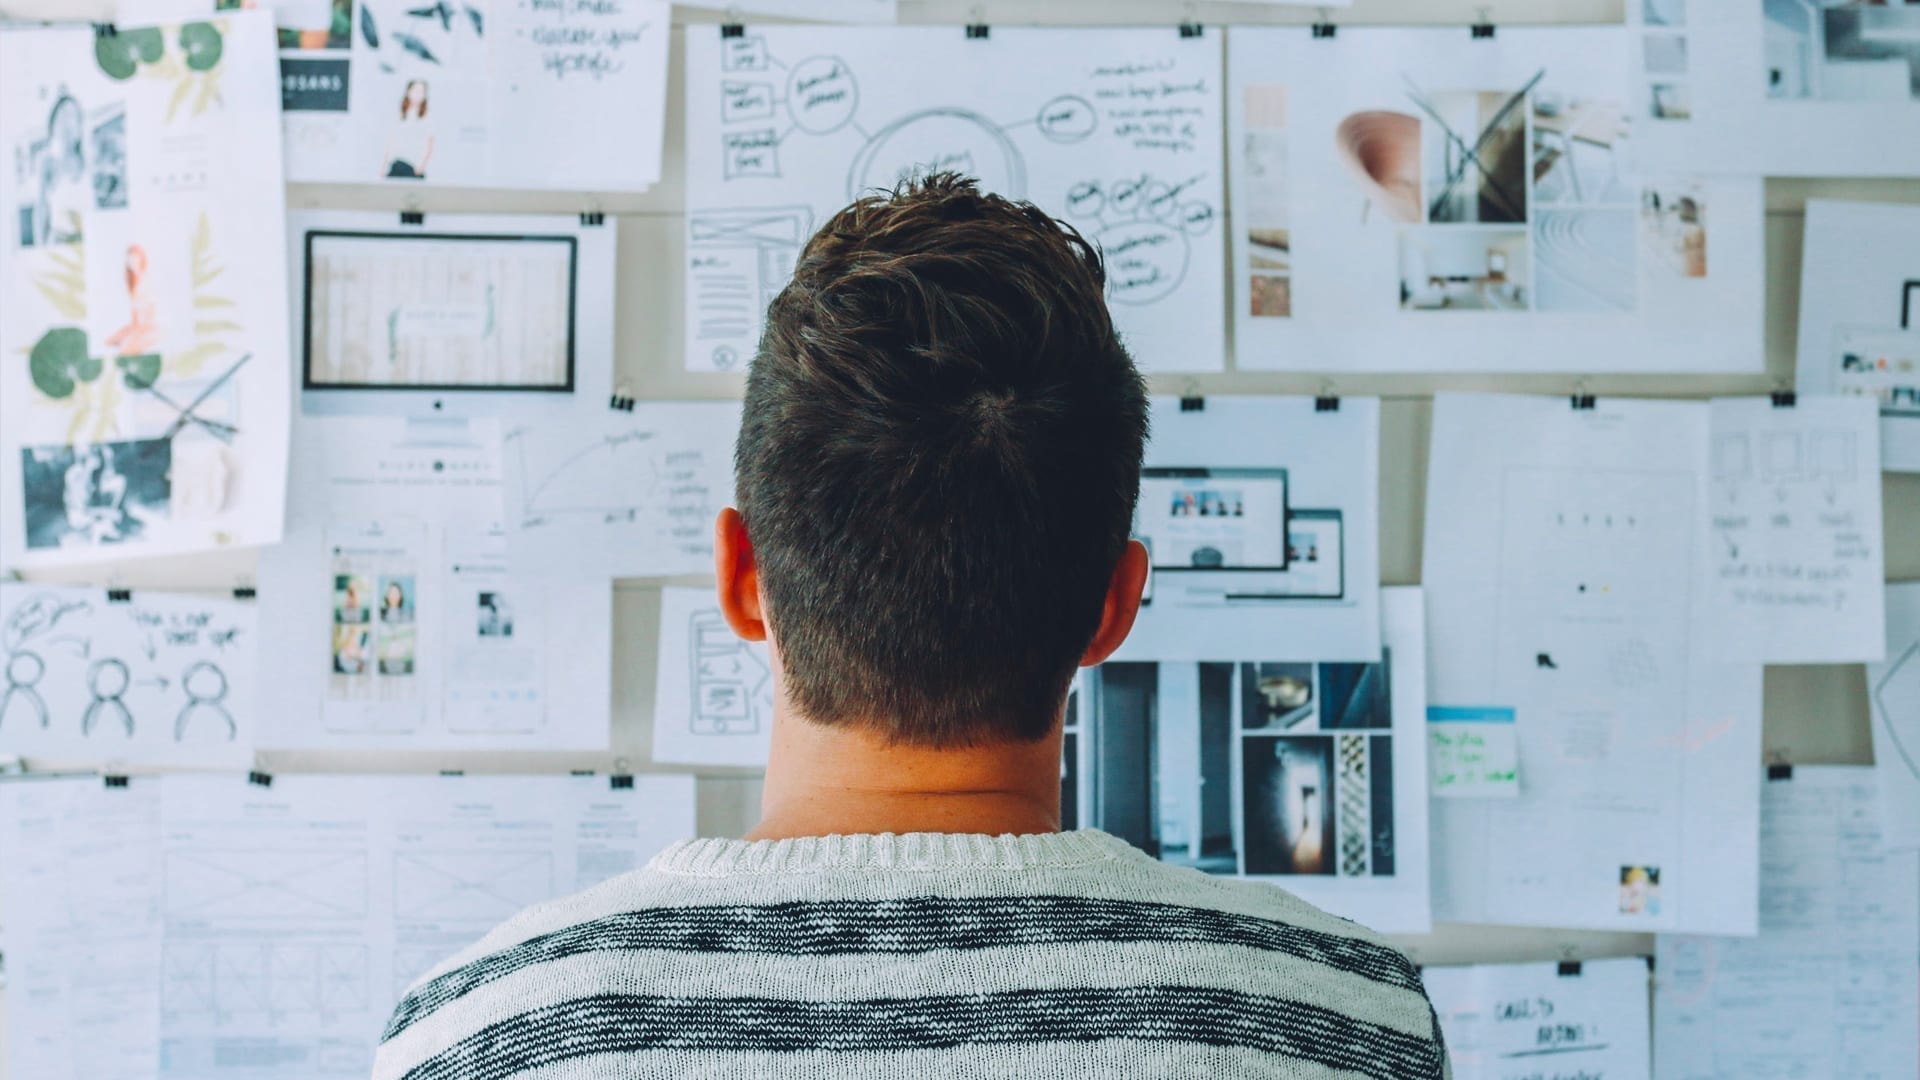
[1137,467,1298,607]
[300,228,580,417]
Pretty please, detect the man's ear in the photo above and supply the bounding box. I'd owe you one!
[714,507,767,642]
[1080,539,1148,666]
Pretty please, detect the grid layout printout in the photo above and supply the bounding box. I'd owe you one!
[683,25,1226,373]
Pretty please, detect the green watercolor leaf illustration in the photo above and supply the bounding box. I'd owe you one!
[32,277,85,320]
[28,328,95,399]
[193,320,242,337]
[165,341,223,377]
[117,353,162,390]
[180,22,224,72]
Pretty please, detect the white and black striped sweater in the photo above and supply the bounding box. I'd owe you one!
[373,830,1449,1079]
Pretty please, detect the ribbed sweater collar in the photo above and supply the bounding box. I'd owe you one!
[649,829,1143,877]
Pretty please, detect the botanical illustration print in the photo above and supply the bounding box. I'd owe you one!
[0,13,289,568]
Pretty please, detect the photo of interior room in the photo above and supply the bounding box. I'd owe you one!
[1765,0,1920,101]
[1398,228,1531,310]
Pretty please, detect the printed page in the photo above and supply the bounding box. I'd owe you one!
[1870,583,1920,852]
[1225,26,1763,374]
[1630,0,1920,177]
[1083,586,1431,934]
[157,774,696,1079]
[0,776,163,1080]
[501,401,743,579]
[1655,766,1920,1079]
[256,415,611,751]
[682,26,1225,373]
[0,13,291,569]
[1114,396,1381,663]
[120,0,671,190]
[1425,957,1650,1080]
[1705,396,1885,662]
[653,585,775,767]
[1793,200,1920,473]
[1426,394,1761,934]
[679,0,898,20]
[0,584,258,767]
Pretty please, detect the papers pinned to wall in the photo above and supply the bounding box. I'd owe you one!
[678,0,899,21]
[1794,200,1920,473]
[682,26,1226,373]
[1083,587,1431,934]
[122,0,673,190]
[652,585,774,768]
[0,584,258,767]
[1871,583,1920,854]
[501,401,743,580]
[1426,706,1519,799]
[1225,26,1764,373]
[1655,766,1920,1079]
[1424,957,1651,1080]
[1426,394,1762,934]
[0,13,292,570]
[1114,396,1381,663]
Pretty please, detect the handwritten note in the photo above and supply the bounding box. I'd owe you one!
[1429,706,1519,798]
[1706,396,1885,663]
[1426,958,1651,1080]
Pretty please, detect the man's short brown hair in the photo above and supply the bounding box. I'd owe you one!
[735,173,1148,746]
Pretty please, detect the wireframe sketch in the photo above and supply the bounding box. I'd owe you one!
[163,942,370,1015]
[689,607,772,736]
[1874,638,1920,783]
[394,850,553,920]
[82,657,135,737]
[687,206,813,370]
[175,660,237,741]
[1765,1,1920,102]
[164,848,371,921]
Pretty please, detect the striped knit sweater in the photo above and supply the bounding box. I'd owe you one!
[373,829,1449,1079]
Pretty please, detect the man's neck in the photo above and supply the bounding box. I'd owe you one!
[746,711,1064,841]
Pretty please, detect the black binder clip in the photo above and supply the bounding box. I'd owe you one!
[439,769,465,777]
[610,774,635,790]
[610,391,636,412]
[1179,395,1205,413]
[1570,393,1596,411]
[1471,22,1496,38]
[580,211,606,227]
[1767,762,1794,781]
[965,23,989,39]
[233,586,257,600]
[248,770,273,788]
[1771,390,1797,408]
[1178,22,1204,39]
[1556,960,1583,977]
[107,588,133,603]
[1315,395,1340,413]
[1311,21,1337,39]
[93,22,118,38]
[399,210,425,226]
[103,774,130,788]
[720,23,745,38]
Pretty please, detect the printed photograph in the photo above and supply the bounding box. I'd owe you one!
[85,213,193,361]
[89,101,126,210]
[1397,228,1531,311]
[1647,81,1692,120]
[1243,734,1337,876]
[377,623,416,675]
[1619,864,1662,914]
[1534,208,1638,312]
[1242,83,1292,317]
[213,0,354,51]
[1644,33,1689,75]
[384,78,434,180]
[1320,657,1392,729]
[378,575,415,623]
[1419,89,1528,224]
[1155,662,1238,875]
[333,573,373,624]
[1240,662,1315,731]
[20,439,171,551]
[1168,488,1246,518]
[1766,1,1920,101]
[12,90,92,247]
[1531,92,1634,206]
[1642,184,1709,278]
[332,622,371,675]
[1644,0,1685,26]
[477,591,513,637]
[1334,109,1422,224]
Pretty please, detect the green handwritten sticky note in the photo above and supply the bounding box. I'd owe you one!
[1428,706,1519,798]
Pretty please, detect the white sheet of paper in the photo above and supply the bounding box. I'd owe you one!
[117,0,672,190]
[130,0,333,30]
[0,776,163,1080]
[1630,1,1920,178]
[1114,396,1380,663]
[1870,582,1920,853]
[256,416,611,751]
[1655,766,1920,1079]
[286,210,619,421]
[1225,26,1764,374]
[0,14,291,569]
[155,772,695,1079]
[652,585,774,767]
[1082,587,1431,934]
[680,0,898,20]
[1427,706,1519,799]
[0,584,258,767]
[1793,200,1920,473]
[1704,395,1885,663]
[501,401,742,579]
[1426,394,1762,934]
[1425,957,1651,1080]
[682,26,1225,373]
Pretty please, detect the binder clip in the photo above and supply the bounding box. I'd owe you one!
[720,23,745,38]
[107,588,133,603]
[1556,960,1583,976]
[610,774,635,790]
[93,22,118,38]
[248,771,273,788]
[610,383,636,412]
[1771,390,1797,408]
[1179,395,1205,413]
[439,769,465,777]
[580,210,606,227]
[233,586,257,600]
[569,768,596,777]
[1569,386,1596,411]
[965,23,989,39]
[1179,22,1204,39]
[1471,7,1495,37]
[103,774,130,788]
[1315,384,1340,412]
[1767,762,1794,781]
[1311,8,1336,38]
[399,210,425,226]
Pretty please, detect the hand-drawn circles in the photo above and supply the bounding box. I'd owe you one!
[1035,94,1098,143]
[786,55,858,135]
[847,108,1025,200]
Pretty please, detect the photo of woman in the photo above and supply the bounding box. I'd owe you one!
[383,79,434,180]
[333,574,371,624]
[379,576,414,623]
